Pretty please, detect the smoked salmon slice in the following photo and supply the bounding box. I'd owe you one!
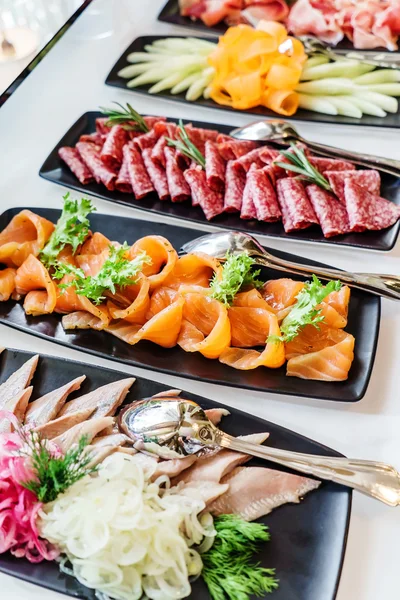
[229,306,278,347]
[286,329,355,381]
[146,286,178,318]
[107,273,150,324]
[106,297,185,348]
[233,288,275,311]
[219,312,285,369]
[129,235,178,290]
[178,292,231,359]
[163,252,222,290]
[15,255,57,315]
[319,286,350,328]
[0,268,16,301]
[0,210,54,268]
[262,278,305,320]
[80,232,111,255]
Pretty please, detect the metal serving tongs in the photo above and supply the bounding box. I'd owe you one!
[230,119,400,178]
[181,231,400,301]
[299,35,400,70]
[119,397,400,507]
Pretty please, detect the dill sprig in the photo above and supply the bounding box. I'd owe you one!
[269,274,342,343]
[99,102,149,132]
[40,194,96,268]
[53,244,151,305]
[275,143,332,191]
[210,252,263,306]
[202,514,278,600]
[166,120,206,169]
[20,432,96,504]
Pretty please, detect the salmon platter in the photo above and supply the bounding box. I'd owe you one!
[105,36,400,130]
[0,348,351,600]
[40,111,400,251]
[0,204,380,401]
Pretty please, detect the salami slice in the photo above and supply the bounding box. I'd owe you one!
[115,152,133,194]
[306,184,351,238]
[310,157,355,174]
[151,136,167,168]
[101,125,129,170]
[276,178,319,232]
[224,161,246,212]
[144,116,166,130]
[217,140,259,161]
[76,142,117,190]
[344,180,400,231]
[326,170,381,204]
[95,117,109,135]
[248,167,281,222]
[134,122,166,151]
[58,147,94,185]
[240,172,258,220]
[205,141,226,193]
[184,168,224,220]
[123,142,155,199]
[233,147,275,173]
[79,132,105,146]
[142,148,170,201]
[164,146,191,203]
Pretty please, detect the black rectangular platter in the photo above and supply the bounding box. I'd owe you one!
[105,35,400,130]
[0,208,381,402]
[158,0,392,52]
[0,348,351,600]
[39,111,400,251]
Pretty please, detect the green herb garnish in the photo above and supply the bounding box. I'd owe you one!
[21,433,96,503]
[40,194,96,268]
[166,120,206,168]
[275,143,332,191]
[210,252,263,306]
[53,244,151,305]
[202,514,278,600]
[269,274,342,343]
[99,102,149,132]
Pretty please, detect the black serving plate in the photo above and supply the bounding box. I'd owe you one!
[39,112,400,251]
[0,347,351,600]
[0,208,380,402]
[158,0,392,52]
[105,35,400,130]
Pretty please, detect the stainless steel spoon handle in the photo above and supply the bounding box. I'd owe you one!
[254,255,400,301]
[296,136,400,178]
[221,434,400,506]
[334,50,400,70]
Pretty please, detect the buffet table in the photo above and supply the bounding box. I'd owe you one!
[0,0,399,599]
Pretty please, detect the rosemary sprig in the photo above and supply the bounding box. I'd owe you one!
[99,102,149,132]
[275,143,332,191]
[166,119,206,169]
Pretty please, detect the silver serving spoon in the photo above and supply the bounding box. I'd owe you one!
[181,231,400,301]
[299,35,400,70]
[230,119,400,178]
[118,397,400,506]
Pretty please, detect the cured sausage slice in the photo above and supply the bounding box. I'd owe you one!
[205,141,226,193]
[123,142,155,199]
[224,160,246,212]
[164,146,191,203]
[306,184,351,237]
[142,148,170,201]
[326,170,381,204]
[76,142,117,190]
[58,147,94,185]
[344,180,400,231]
[100,125,129,170]
[184,168,224,220]
[276,178,319,232]
[115,152,133,194]
[248,167,281,222]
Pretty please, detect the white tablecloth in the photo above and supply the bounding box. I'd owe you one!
[0,0,399,598]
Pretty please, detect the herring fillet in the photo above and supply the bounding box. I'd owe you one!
[59,378,135,418]
[0,355,39,408]
[0,387,33,433]
[208,466,321,521]
[34,407,96,439]
[25,375,86,426]
[52,417,115,453]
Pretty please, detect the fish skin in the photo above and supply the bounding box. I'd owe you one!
[52,417,114,453]
[208,466,320,521]
[0,355,39,409]
[34,407,95,439]
[0,387,33,433]
[92,433,130,448]
[25,376,86,426]
[172,432,269,485]
[152,455,197,480]
[59,378,135,419]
